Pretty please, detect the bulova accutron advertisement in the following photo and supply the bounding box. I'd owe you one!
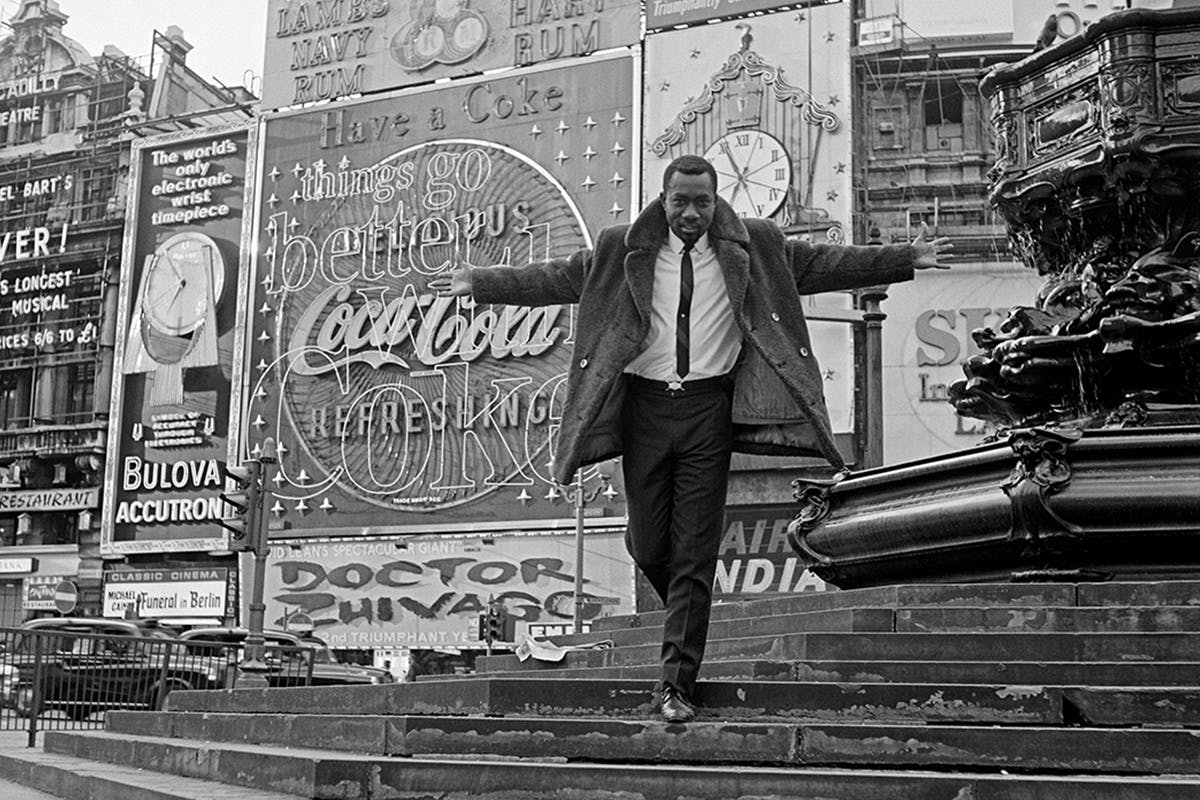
[102,123,258,555]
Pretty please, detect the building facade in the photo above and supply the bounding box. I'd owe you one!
[0,0,252,624]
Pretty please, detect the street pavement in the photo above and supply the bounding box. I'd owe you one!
[0,730,64,799]
[0,776,64,799]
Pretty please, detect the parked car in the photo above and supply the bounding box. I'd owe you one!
[8,617,228,719]
[179,627,393,686]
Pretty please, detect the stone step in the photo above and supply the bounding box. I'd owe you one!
[799,723,1200,774]
[452,657,1200,687]
[896,605,1200,633]
[161,678,1063,725]
[571,607,896,649]
[794,659,1200,687]
[41,730,1200,799]
[94,712,1200,775]
[0,733,304,800]
[1078,582,1200,607]
[591,583,1083,633]
[479,630,1200,674]
[95,713,1200,774]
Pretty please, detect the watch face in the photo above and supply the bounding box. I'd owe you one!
[703,130,792,218]
[142,232,224,336]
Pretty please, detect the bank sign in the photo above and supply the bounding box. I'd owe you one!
[252,53,633,531]
[261,0,639,110]
[102,123,259,555]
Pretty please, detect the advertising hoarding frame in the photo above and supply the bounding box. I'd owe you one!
[249,49,640,535]
[101,121,260,556]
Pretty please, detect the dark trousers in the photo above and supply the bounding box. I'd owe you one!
[621,376,733,698]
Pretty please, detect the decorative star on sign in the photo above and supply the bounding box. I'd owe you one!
[516,488,532,505]
[660,81,670,92]
[611,142,625,156]
[834,162,847,174]
[827,95,840,106]
[611,111,626,127]
[319,498,334,512]
[582,145,597,160]
[556,120,570,135]
[338,155,351,169]
[795,12,805,22]
[268,166,280,181]
[827,189,839,201]
[251,414,265,429]
[581,176,596,191]
[289,190,301,204]
[583,116,596,130]
[266,193,279,208]
[823,369,836,381]
[690,48,701,58]
[555,150,569,165]
[609,202,625,217]
[610,172,625,186]
[529,124,542,138]
[272,471,285,486]
[295,499,310,514]
[313,158,326,171]
[291,162,303,177]
[825,32,836,42]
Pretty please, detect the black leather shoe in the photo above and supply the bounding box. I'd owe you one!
[660,684,696,723]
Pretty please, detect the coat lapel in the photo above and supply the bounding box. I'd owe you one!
[709,199,750,315]
[624,201,668,324]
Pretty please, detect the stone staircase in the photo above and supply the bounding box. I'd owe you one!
[4,581,1200,798]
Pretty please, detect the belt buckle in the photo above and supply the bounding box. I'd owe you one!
[666,380,684,395]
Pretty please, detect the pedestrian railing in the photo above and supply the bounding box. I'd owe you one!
[0,626,314,744]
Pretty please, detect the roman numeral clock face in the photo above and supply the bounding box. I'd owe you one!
[703,129,792,218]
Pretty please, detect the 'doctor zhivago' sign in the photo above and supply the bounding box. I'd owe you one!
[253,53,633,531]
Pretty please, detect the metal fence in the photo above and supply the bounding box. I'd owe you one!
[0,626,314,743]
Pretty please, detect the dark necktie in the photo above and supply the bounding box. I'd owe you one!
[676,241,694,380]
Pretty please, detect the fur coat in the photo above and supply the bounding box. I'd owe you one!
[471,197,917,485]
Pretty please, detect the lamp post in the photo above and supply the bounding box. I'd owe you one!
[547,463,617,634]
[239,436,276,689]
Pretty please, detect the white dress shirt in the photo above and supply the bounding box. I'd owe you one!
[625,231,742,383]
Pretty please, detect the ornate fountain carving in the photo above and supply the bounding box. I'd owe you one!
[789,7,1200,588]
[955,8,1200,431]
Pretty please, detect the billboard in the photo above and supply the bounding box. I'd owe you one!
[102,123,259,555]
[646,0,840,31]
[643,5,853,240]
[259,529,635,648]
[262,0,640,110]
[251,52,635,532]
[102,567,237,620]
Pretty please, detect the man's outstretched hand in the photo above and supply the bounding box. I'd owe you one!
[429,267,473,297]
[912,222,953,270]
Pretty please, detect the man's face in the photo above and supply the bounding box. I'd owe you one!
[661,171,716,244]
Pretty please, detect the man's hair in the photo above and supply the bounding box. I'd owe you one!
[661,155,718,195]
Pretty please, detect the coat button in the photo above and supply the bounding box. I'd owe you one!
[579,358,589,368]
[800,347,810,357]
[771,313,780,322]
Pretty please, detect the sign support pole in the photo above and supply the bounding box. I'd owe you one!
[239,437,276,689]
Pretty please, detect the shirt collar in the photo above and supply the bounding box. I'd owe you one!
[667,230,709,256]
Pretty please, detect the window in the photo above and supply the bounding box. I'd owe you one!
[924,80,965,153]
[0,370,33,429]
[46,362,95,424]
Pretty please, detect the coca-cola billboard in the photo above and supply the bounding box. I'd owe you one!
[252,53,634,531]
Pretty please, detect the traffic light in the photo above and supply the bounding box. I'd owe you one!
[477,599,515,645]
[219,460,261,546]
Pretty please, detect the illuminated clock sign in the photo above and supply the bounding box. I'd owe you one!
[254,52,634,530]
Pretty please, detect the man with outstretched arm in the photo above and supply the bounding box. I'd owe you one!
[431,154,951,723]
